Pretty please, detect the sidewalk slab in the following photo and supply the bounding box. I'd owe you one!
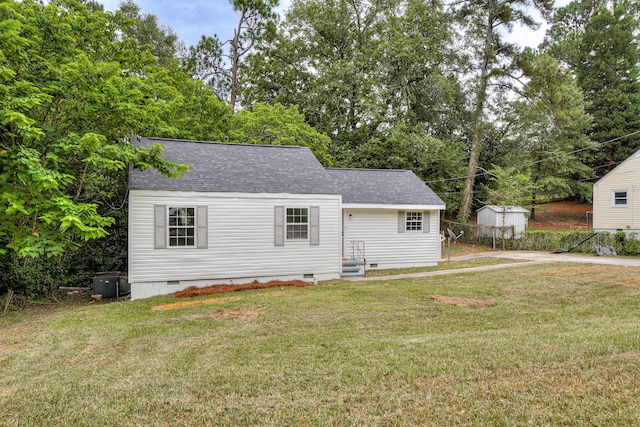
[343,251,640,282]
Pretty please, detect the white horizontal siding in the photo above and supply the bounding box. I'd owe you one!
[343,208,441,269]
[477,208,528,238]
[593,152,640,231]
[129,190,341,299]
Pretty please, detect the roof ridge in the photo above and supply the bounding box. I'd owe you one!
[139,136,305,150]
[326,167,409,172]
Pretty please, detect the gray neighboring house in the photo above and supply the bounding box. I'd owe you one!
[128,136,445,299]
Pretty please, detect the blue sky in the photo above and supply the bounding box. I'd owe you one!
[100,0,292,48]
[99,0,566,50]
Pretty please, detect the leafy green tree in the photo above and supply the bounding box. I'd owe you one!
[244,0,462,166]
[0,0,235,295]
[228,103,333,164]
[452,0,554,222]
[351,125,467,212]
[115,0,183,66]
[482,165,533,207]
[487,52,594,218]
[186,0,279,111]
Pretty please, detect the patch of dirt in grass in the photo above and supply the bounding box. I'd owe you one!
[0,319,47,363]
[262,289,302,296]
[66,342,130,367]
[0,343,21,363]
[173,279,313,298]
[169,307,264,321]
[214,308,263,320]
[429,294,497,308]
[152,297,241,311]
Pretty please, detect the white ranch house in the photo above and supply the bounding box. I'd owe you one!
[128,137,446,300]
[593,148,640,234]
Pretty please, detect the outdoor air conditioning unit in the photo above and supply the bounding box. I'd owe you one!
[91,272,129,298]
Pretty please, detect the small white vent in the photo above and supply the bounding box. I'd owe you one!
[167,280,180,286]
[370,263,378,268]
[303,273,314,279]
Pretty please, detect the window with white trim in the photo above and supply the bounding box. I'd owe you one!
[406,211,423,231]
[612,190,628,207]
[168,207,195,247]
[286,207,308,239]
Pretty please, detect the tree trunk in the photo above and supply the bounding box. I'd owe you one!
[458,7,494,223]
[230,29,239,113]
[530,162,542,220]
[530,191,537,220]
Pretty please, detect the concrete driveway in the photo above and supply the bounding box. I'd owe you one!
[344,250,640,282]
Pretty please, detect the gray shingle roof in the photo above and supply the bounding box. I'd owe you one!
[326,168,445,206]
[129,137,339,195]
[130,137,445,207]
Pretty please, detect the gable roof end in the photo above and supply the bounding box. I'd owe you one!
[594,148,640,187]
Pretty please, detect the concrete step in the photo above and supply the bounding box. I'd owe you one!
[341,258,364,277]
[340,271,364,277]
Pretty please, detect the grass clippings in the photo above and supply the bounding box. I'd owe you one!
[429,294,497,308]
[173,279,312,298]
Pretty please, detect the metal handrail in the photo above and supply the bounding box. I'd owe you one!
[350,241,366,274]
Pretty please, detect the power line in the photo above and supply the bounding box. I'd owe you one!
[425,129,640,184]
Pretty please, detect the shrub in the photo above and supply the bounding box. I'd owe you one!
[502,230,639,255]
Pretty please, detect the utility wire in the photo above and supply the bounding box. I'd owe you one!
[425,129,640,184]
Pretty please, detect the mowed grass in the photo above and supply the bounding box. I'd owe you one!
[2,263,640,426]
[365,257,521,277]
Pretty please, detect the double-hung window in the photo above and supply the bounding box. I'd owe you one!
[274,206,318,246]
[286,207,308,240]
[612,190,628,207]
[405,211,423,231]
[398,210,430,234]
[168,207,195,247]
[154,205,207,249]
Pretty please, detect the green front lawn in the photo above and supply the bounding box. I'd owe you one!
[1,263,640,426]
[365,257,521,277]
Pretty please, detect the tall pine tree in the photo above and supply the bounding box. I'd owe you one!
[452,0,553,222]
[574,1,640,173]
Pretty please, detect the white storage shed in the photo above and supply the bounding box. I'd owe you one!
[477,205,528,239]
